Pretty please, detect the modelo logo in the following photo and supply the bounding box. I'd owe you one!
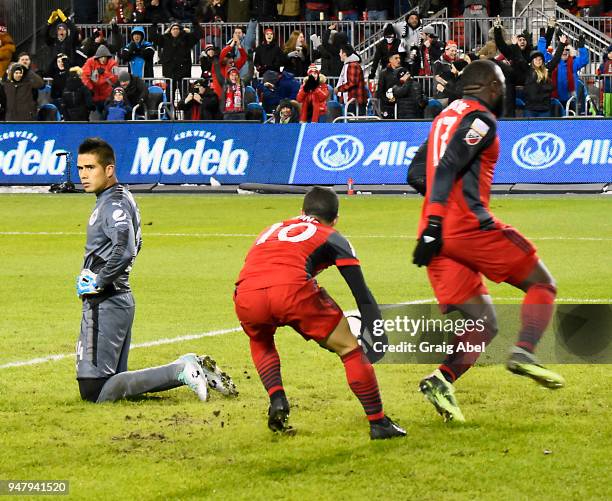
[512,133,566,170]
[130,137,249,176]
[312,135,364,171]
[0,136,67,176]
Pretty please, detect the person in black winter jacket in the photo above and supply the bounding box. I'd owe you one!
[61,67,95,121]
[312,24,348,78]
[150,19,203,100]
[523,35,567,117]
[254,28,285,75]
[369,24,401,80]
[391,67,425,119]
[177,76,221,119]
[376,51,402,118]
[117,70,149,112]
[45,53,70,105]
[44,9,79,73]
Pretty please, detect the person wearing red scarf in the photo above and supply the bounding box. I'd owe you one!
[297,64,329,122]
[222,66,245,120]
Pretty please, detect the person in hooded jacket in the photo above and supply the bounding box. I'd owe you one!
[45,53,71,107]
[313,24,348,78]
[61,67,95,121]
[369,24,401,80]
[0,63,44,121]
[254,28,285,75]
[81,44,119,117]
[117,70,149,112]
[271,98,300,123]
[44,8,79,72]
[296,64,329,122]
[121,26,155,78]
[336,44,367,115]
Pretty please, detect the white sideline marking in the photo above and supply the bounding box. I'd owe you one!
[1,231,611,242]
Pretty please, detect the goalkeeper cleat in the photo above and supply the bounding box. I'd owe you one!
[196,354,238,397]
[507,347,565,389]
[419,369,465,423]
[267,396,293,434]
[370,416,407,440]
[178,354,209,401]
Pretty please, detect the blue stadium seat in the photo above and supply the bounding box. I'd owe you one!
[37,103,62,121]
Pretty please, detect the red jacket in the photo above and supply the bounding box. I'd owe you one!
[212,45,247,98]
[297,78,329,122]
[81,56,118,102]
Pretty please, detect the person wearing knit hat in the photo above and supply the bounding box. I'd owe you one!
[307,63,319,76]
[117,69,148,110]
[297,61,329,122]
[432,41,460,105]
[254,26,284,75]
[44,8,78,75]
[221,65,245,120]
[369,23,401,80]
[103,84,132,121]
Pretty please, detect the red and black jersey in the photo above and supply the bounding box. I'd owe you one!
[236,215,360,292]
[419,97,500,238]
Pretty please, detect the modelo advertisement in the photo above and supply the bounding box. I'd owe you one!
[0,120,610,185]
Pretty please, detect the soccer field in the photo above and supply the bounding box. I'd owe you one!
[0,194,610,500]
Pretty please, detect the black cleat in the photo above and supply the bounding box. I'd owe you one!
[370,416,407,440]
[267,396,294,434]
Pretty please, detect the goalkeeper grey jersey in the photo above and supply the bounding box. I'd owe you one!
[82,184,142,293]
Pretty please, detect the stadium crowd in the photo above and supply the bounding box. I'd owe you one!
[0,1,610,122]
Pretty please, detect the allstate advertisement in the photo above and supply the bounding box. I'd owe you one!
[0,120,610,185]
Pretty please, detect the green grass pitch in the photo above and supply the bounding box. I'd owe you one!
[0,194,610,500]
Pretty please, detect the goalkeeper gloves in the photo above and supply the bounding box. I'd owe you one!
[76,269,101,296]
[413,215,443,267]
[56,9,67,22]
[48,10,58,24]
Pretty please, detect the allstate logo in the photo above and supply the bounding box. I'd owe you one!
[512,133,566,170]
[312,135,364,171]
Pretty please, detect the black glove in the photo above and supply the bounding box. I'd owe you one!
[576,35,585,48]
[357,305,387,364]
[413,215,443,267]
[303,74,318,92]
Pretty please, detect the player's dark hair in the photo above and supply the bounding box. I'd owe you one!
[303,186,339,223]
[460,60,498,94]
[78,137,116,167]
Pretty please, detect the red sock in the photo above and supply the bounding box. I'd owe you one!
[341,347,384,421]
[250,336,283,396]
[516,283,557,353]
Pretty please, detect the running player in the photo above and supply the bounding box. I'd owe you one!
[412,60,564,422]
[75,137,236,403]
[234,187,405,439]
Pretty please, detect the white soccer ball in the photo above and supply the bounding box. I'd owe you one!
[346,314,362,343]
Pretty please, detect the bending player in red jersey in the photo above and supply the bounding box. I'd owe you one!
[412,60,565,423]
[234,187,405,439]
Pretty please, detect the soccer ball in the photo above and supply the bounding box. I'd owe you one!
[346,314,362,343]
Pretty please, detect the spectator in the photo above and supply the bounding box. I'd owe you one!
[200,44,217,75]
[224,23,256,84]
[45,53,71,107]
[117,70,149,112]
[130,0,149,23]
[105,0,133,23]
[81,45,119,119]
[76,24,122,65]
[254,70,282,113]
[297,64,329,122]
[212,37,248,98]
[277,69,301,100]
[226,0,250,22]
[44,9,78,73]
[376,52,401,118]
[369,24,400,80]
[122,26,155,79]
[277,0,300,20]
[220,66,245,120]
[167,0,197,21]
[0,21,16,79]
[416,25,444,76]
[523,36,567,118]
[150,19,203,101]
[198,0,225,49]
[432,40,458,106]
[598,45,612,116]
[271,98,300,123]
[254,28,284,75]
[177,76,221,119]
[103,86,132,120]
[336,44,367,115]
[145,0,171,22]
[283,31,310,77]
[0,63,44,121]
[391,67,425,119]
[398,12,422,54]
[313,24,348,77]
[304,0,331,21]
[61,67,95,121]
[463,0,489,51]
[539,31,589,111]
